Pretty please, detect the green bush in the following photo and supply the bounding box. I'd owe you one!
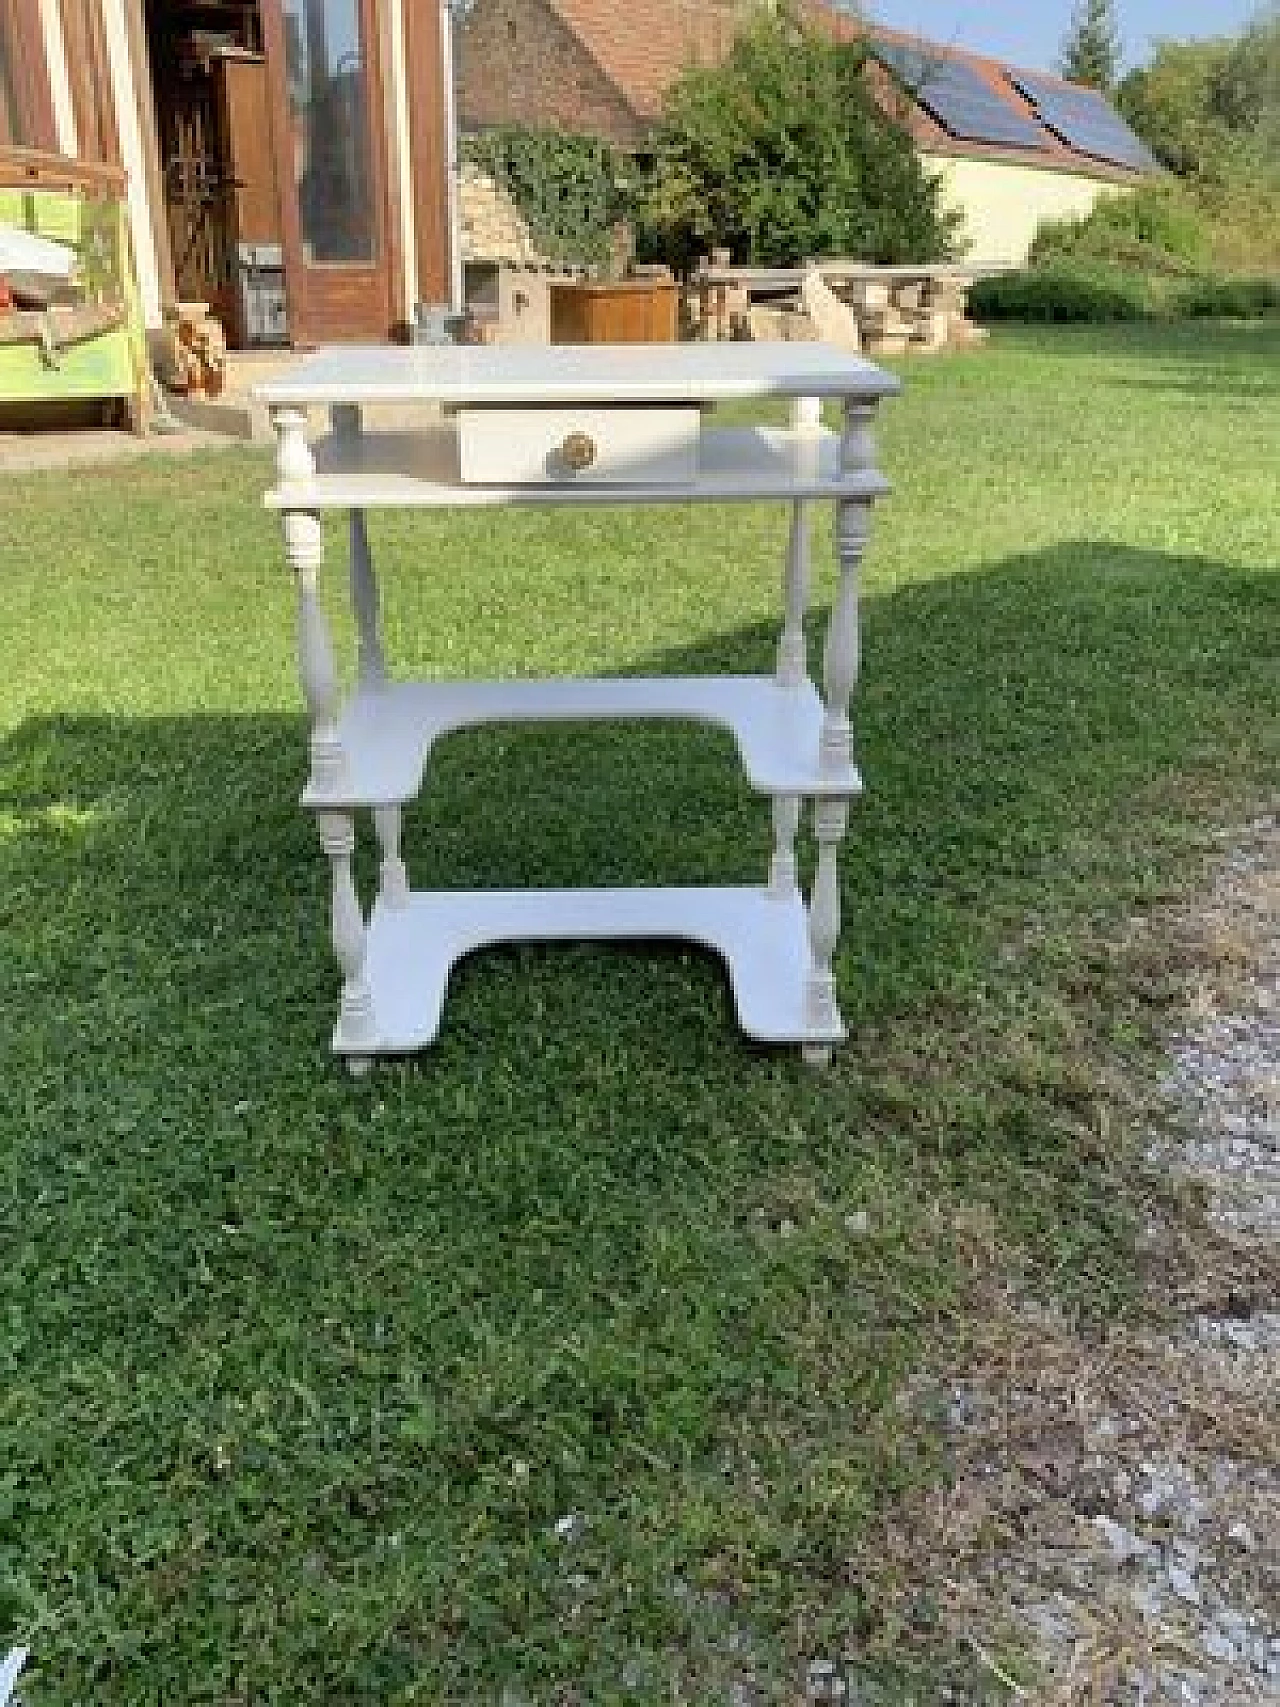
[1173,275,1280,318]
[1030,183,1211,272]
[970,261,1280,324]
[1187,172,1280,274]
[968,263,1156,323]
[1117,23,1280,184]
[644,5,960,271]
[462,129,633,272]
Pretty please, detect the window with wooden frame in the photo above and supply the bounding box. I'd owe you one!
[0,0,57,150]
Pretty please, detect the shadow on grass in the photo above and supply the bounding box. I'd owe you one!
[0,540,1275,1702]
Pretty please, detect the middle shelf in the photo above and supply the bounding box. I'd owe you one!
[302,674,863,807]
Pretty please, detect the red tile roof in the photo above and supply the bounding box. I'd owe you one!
[542,0,744,121]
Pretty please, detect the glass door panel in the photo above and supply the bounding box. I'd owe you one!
[282,0,373,264]
[265,0,396,343]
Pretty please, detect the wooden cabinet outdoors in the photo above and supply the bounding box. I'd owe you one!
[549,281,678,345]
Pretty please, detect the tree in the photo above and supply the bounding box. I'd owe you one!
[1060,0,1121,91]
[1117,18,1280,180]
[1216,13,1280,162]
[642,6,960,271]
[1117,38,1235,175]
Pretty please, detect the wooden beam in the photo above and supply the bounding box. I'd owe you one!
[0,0,58,151]
[119,0,175,312]
[402,0,452,308]
[56,0,121,165]
[0,141,125,192]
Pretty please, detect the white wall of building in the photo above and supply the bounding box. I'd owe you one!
[922,153,1131,269]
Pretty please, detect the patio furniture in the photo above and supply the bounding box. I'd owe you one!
[257,342,898,1069]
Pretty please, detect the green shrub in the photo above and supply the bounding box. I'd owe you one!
[1117,23,1280,184]
[970,261,1280,324]
[968,263,1156,323]
[1188,173,1280,273]
[462,129,634,272]
[644,5,960,270]
[1173,275,1280,317]
[1030,183,1211,272]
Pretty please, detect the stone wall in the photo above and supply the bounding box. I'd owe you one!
[459,163,549,266]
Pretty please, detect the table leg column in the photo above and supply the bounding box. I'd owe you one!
[349,509,387,690]
[349,508,411,910]
[804,401,874,1064]
[769,503,809,897]
[803,797,850,1064]
[316,810,376,1070]
[770,396,819,900]
[373,805,409,908]
[274,408,347,794]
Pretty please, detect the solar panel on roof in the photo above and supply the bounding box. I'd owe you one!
[1008,71,1158,172]
[873,43,1049,151]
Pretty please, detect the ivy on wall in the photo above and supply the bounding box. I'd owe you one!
[461,128,638,271]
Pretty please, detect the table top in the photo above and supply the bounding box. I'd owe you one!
[255,341,900,408]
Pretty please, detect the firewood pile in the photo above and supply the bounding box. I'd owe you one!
[156,301,227,398]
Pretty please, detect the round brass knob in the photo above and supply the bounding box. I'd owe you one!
[560,430,597,472]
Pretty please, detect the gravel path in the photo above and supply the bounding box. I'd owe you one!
[929,817,1279,1705]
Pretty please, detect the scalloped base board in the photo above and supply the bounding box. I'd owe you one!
[333,885,845,1056]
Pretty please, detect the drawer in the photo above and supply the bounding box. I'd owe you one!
[457,405,699,486]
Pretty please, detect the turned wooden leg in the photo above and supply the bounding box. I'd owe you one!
[373,804,409,907]
[776,503,810,688]
[349,509,387,691]
[776,395,820,690]
[803,797,849,1065]
[771,397,824,901]
[769,794,801,898]
[274,408,347,794]
[768,501,808,887]
[818,496,869,775]
[317,810,376,1058]
[804,401,875,1063]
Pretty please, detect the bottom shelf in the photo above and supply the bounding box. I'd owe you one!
[336,885,846,1056]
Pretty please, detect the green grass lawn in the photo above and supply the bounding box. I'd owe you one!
[1,324,1277,1704]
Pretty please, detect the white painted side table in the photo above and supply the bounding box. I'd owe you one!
[257,343,899,1072]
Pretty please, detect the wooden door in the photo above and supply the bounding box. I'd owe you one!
[217,58,282,246]
[262,0,397,344]
[214,56,284,345]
